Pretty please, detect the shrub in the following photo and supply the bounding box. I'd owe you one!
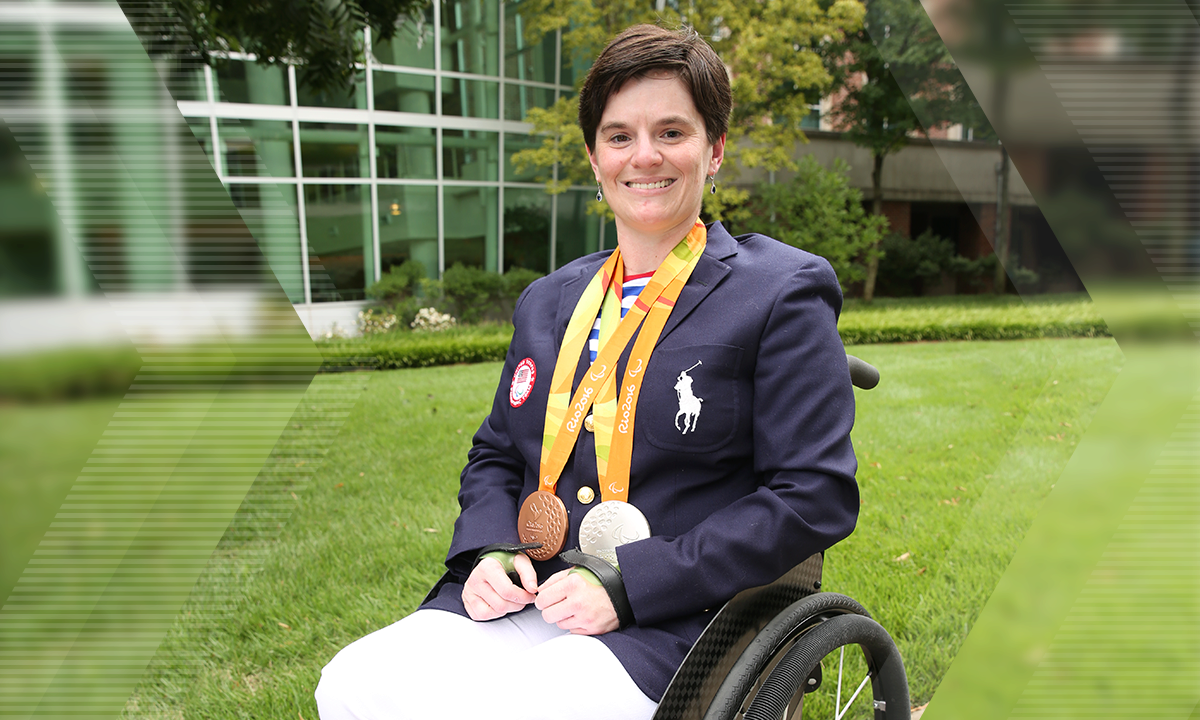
[0,346,142,401]
[501,267,543,301]
[318,326,514,371]
[366,260,426,303]
[745,156,888,291]
[441,264,544,324]
[875,231,963,296]
[876,231,1043,297]
[442,264,503,325]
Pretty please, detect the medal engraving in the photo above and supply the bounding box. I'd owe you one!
[579,501,650,562]
[518,491,568,561]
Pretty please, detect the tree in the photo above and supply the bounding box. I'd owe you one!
[821,0,968,301]
[746,156,887,291]
[510,0,867,223]
[507,0,664,220]
[920,0,1028,295]
[121,0,430,93]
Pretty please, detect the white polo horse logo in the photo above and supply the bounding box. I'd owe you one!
[675,361,704,434]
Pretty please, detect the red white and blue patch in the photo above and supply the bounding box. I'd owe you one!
[510,357,537,408]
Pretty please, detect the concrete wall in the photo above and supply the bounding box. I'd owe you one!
[734,133,1035,207]
[294,300,372,339]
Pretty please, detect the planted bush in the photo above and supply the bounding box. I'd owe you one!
[746,156,888,291]
[442,264,544,325]
[0,346,142,402]
[319,326,513,371]
[442,264,503,324]
[366,260,426,303]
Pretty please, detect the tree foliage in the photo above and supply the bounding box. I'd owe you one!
[509,0,867,221]
[122,0,430,93]
[745,156,887,291]
[822,0,963,164]
[818,0,974,300]
[709,0,864,173]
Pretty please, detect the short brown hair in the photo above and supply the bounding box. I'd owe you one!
[578,24,732,154]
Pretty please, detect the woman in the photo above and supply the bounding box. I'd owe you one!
[316,24,858,720]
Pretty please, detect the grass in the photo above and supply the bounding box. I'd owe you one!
[122,364,501,718]
[151,338,1122,716]
[0,398,121,600]
[0,338,1122,717]
[832,338,1123,707]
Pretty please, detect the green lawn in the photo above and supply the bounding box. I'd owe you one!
[0,397,121,601]
[0,337,1119,718]
[832,338,1123,705]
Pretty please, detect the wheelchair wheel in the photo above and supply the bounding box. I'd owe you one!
[706,594,908,720]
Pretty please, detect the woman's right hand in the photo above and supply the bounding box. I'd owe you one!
[462,552,538,621]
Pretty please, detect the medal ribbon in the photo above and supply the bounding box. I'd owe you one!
[539,221,707,502]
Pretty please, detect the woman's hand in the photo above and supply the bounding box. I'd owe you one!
[534,569,619,635]
[462,553,538,621]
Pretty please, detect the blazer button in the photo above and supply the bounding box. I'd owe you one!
[577,486,596,504]
[583,413,595,433]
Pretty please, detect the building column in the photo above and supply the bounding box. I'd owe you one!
[116,37,178,291]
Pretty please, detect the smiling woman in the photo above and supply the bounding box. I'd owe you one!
[315,24,859,720]
[586,73,724,273]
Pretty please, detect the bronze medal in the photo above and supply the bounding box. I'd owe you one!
[518,490,568,561]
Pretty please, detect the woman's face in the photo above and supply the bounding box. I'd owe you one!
[587,72,725,242]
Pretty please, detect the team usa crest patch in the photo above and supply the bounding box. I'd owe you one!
[510,357,537,407]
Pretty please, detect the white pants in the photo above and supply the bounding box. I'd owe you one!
[315,607,659,720]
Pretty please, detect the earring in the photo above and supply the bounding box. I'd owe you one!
[708,175,717,195]
[596,184,604,203]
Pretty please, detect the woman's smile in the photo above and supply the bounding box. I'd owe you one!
[625,179,676,190]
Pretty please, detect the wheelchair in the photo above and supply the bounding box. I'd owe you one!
[652,356,909,720]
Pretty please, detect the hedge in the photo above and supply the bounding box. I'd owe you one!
[836,294,1110,345]
[0,294,1122,399]
[0,345,143,402]
[316,293,1115,371]
[319,326,514,371]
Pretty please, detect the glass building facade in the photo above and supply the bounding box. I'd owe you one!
[0,1,609,309]
[175,1,609,305]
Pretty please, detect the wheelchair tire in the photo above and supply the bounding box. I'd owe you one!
[705,594,908,720]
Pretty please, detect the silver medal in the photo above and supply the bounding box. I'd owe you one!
[579,501,651,568]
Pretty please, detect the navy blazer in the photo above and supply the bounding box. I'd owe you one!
[422,221,860,701]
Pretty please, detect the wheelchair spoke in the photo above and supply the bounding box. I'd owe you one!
[834,673,872,720]
[835,646,844,714]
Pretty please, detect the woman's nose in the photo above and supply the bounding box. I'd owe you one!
[631,136,662,167]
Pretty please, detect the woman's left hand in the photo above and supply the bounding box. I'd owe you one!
[534,569,619,635]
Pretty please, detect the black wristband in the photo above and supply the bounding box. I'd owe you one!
[472,542,543,586]
[559,548,635,630]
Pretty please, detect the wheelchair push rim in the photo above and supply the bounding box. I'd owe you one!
[702,593,909,720]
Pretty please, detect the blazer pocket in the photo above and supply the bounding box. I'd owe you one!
[641,343,743,454]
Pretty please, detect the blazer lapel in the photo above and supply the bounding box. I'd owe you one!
[656,222,738,346]
[554,253,609,349]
